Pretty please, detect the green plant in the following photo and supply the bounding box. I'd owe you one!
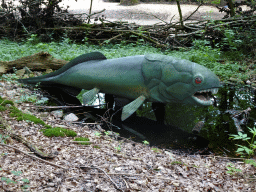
[226,163,242,175]
[40,127,77,137]
[115,145,122,152]
[151,148,160,153]
[171,161,183,165]
[0,170,30,190]
[142,140,149,145]
[0,134,10,144]
[104,131,111,136]
[0,97,14,106]
[229,127,256,158]
[1,177,17,184]
[244,159,256,168]
[94,132,102,137]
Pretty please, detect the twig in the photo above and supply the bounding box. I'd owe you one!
[71,9,105,17]
[184,3,203,21]
[140,12,169,24]
[129,31,166,48]
[100,33,125,45]
[23,104,105,109]
[79,166,123,191]
[0,143,67,169]
[70,141,95,144]
[88,0,93,24]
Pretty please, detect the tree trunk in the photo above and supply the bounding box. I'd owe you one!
[226,0,235,17]
[176,0,184,28]
[0,51,68,74]
[120,0,139,6]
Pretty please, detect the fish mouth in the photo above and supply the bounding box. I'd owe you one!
[192,88,218,105]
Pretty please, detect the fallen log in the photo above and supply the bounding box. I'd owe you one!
[0,51,68,74]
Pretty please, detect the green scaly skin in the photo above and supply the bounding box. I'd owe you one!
[18,52,221,120]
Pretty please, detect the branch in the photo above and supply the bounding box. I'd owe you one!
[184,3,203,21]
[79,165,123,191]
[0,143,67,169]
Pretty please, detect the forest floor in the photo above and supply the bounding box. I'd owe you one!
[0,69,255,191]
[0,1,256,191]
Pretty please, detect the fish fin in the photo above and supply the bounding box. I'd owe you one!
[82,88,100,105]
[121,95,146,121]
[18,52,107,84]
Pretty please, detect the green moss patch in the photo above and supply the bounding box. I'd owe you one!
[0,97,14,107]
[74,137,90,145]
[0,106,6,111]
[9,107,45,125]
[40,127,77,137]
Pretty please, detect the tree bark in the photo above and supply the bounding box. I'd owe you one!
[226,0,235,17]
[120,0,139,6]
[0,51,68,74]
[176,0,184,28]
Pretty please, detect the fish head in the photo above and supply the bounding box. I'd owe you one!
[184,62,220,106]
[142,55,221,106]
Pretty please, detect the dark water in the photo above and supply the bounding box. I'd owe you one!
[42,83,256,156]
[105,83,256,156]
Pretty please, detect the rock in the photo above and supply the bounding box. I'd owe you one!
[47,183,55,187]
[43,187,56,192]
[45,68,53,74]
[64,113,79,122]
[39,112,49,118]
[15,69,25,77]
[51,110,63,118]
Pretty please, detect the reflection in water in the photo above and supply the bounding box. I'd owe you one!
[108,115,209,153]
[42,83,256,156]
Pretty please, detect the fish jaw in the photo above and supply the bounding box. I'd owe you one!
[143,55,221,106]
[191,87,219,106]
[189,63,221,106]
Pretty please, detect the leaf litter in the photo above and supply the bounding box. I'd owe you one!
[0,75,255,191]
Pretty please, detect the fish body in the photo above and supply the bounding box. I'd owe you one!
[19,52,221,120]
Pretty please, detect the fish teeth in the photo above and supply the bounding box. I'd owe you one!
[211,88,219,94]
[196,88,219,94]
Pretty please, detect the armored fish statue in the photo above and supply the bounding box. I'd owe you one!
[18,52,220,121]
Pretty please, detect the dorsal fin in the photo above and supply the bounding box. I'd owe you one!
[19,52,107,84]
[39,52,107,78]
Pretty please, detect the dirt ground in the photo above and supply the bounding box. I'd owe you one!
[62,0,227,25]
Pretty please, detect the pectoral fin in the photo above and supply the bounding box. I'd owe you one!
[82,88,100,105]
[121,95,146,121]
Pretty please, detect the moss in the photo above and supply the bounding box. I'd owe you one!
[0,97,14,106]
[9,107,45,125]
[44,125,52,129]
[93,145,100,149]
[0,106,6,111]
[40,127,77,137]
[74,137,90,145]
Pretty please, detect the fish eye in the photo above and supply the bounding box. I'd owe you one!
[193,75,204,86]
[195,77,202,84]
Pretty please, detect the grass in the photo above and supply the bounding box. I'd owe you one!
[0,38,253,83]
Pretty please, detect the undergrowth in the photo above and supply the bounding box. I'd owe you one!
[0,36,254,83]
